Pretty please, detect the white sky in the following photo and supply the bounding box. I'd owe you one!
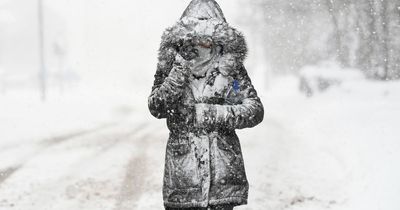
[0,0,244,90]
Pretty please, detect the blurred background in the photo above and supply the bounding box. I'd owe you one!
[0,0,399,210]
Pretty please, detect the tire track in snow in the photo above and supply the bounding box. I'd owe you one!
[0,166,20,186]
[0,123,119,187]
[114,149,149,210]
[113,123,165,210]
[49,121,158,210]
[0,123,117,153]
[0,121,153,210]
[41,123,118,146]
[50,122,152,209]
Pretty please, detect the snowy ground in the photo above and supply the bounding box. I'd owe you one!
[1,71,400,210]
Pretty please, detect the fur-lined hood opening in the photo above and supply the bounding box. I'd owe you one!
[160,0,247,63]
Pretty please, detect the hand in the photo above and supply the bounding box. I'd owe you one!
[178,104,195,125]
[178,39,199,61]
[173,54,192,75]
[168,104,195,126]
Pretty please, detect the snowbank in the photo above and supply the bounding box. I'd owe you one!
[299,62,365,97]
[239,72,400,210]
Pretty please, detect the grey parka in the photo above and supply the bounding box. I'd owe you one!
[148,0,264,208]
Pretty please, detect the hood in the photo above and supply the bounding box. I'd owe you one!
[180,0,226,23]
[160,0,248,63]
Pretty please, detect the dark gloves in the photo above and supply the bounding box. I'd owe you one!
[164,54,192,90]
[177,38,199,61]
[162,54,196,125]
[167,92,196,126]
[177,104,196,125]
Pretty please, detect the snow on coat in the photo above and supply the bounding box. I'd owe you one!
[148,0,264,208]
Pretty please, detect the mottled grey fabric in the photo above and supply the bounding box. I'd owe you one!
[166,204,234,210]
[148,0,264,208]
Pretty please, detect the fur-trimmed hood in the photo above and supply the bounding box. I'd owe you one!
[150,2,264,208]
[160,0,247,63]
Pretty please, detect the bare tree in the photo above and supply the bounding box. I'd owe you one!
[327,0,399,80]
[242,0,400,80]
[386,0,400,79]
[366,0,392,80]
[355,1,374,72]
[325,0,343,64]
[381,0,390,79]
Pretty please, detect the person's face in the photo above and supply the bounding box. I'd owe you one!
[192,38,213,62]
[194,46,211,60]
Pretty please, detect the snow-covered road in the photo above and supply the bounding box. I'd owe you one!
[0,120,168,210]
[1,76,400,210]
[0,113,341,210]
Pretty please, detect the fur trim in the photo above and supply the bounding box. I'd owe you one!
[213,23,247,63]
[160,20,248,64]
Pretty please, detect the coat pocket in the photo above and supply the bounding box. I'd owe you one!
[165,134,201,190]
[168,133,190,156]
[170,141,190,156]
[215,134,248,186]
[216,133,241,155]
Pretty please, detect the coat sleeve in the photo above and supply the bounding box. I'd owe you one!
[195,66,264,129]
[148,39,189,119]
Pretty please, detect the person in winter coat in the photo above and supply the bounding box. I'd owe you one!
[148,0,264,209]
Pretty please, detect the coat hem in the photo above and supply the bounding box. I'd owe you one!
[164,197,247,208]
[209,197,247,206]
[164,200,209,208]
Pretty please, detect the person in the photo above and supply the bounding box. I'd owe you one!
[148,0,264,209]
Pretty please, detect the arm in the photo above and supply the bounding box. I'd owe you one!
[195,66,264,129]
[148,50,191,119]
[148,34,197,119]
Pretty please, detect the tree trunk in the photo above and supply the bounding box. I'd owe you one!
[381,0,390,80]
[325,0,342,64]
